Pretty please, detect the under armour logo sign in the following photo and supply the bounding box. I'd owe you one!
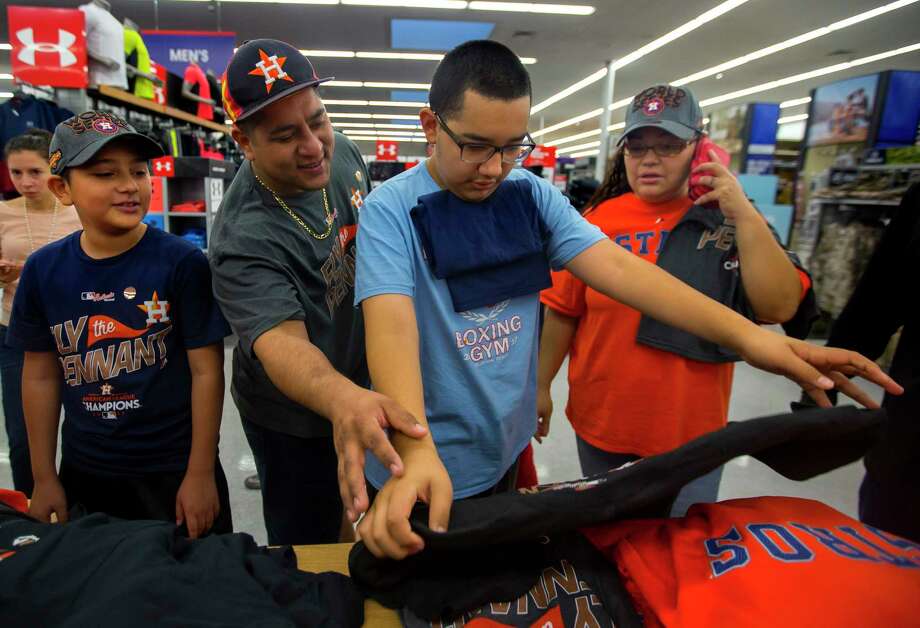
[377,144,397,157]
[16,27,77,68]
[155,160,172,173]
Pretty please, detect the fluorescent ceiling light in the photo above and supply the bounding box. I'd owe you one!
[672,0,919,87]
[468,2,595,15]
[357,51,445,61]
[197,0,337,3]
[301,50,355,58]
[0,73,12,80]
[778,113,809,124]
[569,148,600,158]
[325,81,364,87]
[533,108,603,138]
[374,123,423,129]
[0,44,12,51]
[547,128,603,146]
[324,99,370,106]
[345,134,429,143]
[325,99,425,108]
[368,100,427,108]
[699,42,920,108]
[531,68,608,115]
[374,113,422,120]
[363,81,430,89]
[343,0,466,7]
[530,0,750,114]
[327,112,373,119]
[557,140,601,154]
[543,121,623,146]
[327,112,422,120]
[780,96,812,109]
[531,0,917,130]
[0,91,14,97]
[335,122,423,129]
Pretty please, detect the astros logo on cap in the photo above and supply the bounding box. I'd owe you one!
[643,98,665,116]
[249,48,293,94]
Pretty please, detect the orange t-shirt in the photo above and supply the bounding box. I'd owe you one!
[540,193,733,457]
[582,497,920,628]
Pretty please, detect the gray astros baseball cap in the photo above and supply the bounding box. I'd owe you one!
[49,111,165,175]
[618,85,703,145]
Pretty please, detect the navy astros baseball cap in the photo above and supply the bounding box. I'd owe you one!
[48,111,165,176]
[618,84,703,145]
[222,38,334,123]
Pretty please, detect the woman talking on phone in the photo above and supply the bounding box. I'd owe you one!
[0,129,81,495]
[537,85,816,515]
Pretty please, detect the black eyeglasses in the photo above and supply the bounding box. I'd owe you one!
[435,112,536,165]
[623,139,692,158]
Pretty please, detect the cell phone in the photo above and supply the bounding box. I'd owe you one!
[688,135,731,207]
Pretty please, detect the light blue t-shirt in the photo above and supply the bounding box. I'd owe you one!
[355,162,605,498]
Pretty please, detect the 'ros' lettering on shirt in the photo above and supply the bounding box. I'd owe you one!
[705,521,920,578]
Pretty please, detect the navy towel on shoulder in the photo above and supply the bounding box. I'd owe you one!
[410,179,552,311]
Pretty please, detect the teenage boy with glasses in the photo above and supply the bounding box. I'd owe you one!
[353,40,901,560]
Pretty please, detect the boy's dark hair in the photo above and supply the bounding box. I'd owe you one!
[4,128,53,160]
[429,40,532,120]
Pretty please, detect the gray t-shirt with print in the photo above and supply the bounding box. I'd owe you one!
[209,132,370,437]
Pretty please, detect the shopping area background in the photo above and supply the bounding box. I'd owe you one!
[0,3,917,625]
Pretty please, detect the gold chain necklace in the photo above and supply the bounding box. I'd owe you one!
[254,171,334,240]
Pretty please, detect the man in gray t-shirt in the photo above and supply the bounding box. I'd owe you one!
[209,39,425,545]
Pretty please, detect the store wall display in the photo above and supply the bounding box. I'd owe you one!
[744,103,780,174]
[806,73,879,147]
[141,30,236,78]
[79,0,128,90]
[124,22,158,101]
[707,103,780,174]
[874,70,920,147]
[6,5,89,89]
[707,103,748,171]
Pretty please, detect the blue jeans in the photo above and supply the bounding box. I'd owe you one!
[0,324,31,496]
[575,435,722,517]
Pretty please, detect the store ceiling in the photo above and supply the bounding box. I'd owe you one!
[2,0,920,156]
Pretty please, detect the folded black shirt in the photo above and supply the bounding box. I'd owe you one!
[0,510,365,627]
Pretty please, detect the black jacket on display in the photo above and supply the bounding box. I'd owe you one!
[0,507,364,628]
[349,406,885,620]
[636,205,819,362]
[823,182,920,541]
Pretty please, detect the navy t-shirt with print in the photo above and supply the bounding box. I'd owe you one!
[8,227,231,475]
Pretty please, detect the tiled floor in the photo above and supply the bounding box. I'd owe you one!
[0,341,882,547]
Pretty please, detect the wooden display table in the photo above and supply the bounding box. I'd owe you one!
[294,542,401,627]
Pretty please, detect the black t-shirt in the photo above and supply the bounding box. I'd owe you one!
[0,508,365,627]
[209,133,371,437]
[7,227,231,474]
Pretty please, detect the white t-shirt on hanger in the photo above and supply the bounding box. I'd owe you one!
[79,2,128,89]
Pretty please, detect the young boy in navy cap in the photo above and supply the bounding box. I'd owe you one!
[8,111,232,537]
